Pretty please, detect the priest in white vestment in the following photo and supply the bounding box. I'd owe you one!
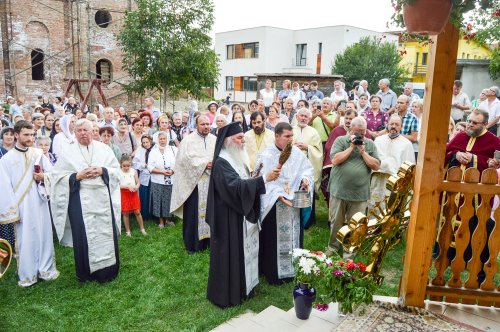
[292,108,323,229]
[170,115,216,253]
[0,120,59,287]
[50,119,121,283]
[370,115,415,214]
[244,112,275,172]
[255,122,314,285]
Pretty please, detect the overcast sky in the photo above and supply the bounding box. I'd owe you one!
[212,0,396,35]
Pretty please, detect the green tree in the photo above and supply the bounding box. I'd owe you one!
[331,36,411,94]
[488,48,499,81]
[118,0,219,107]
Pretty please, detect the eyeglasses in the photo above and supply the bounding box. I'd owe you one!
[467,120,484,125]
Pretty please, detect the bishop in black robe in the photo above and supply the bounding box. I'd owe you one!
[206,122,280,308]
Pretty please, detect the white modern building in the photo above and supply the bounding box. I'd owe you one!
[214,25,398,102]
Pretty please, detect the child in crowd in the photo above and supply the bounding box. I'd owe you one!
[119,154,147,237]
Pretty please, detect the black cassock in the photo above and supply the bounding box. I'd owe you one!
[259,203,304,285]
[182,186,209,253]
[68,169,120,283]
[206,158,265,308]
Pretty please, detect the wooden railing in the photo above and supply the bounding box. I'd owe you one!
[426,167,500,306]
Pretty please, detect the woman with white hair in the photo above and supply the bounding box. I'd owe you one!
[148,131,177,228]
[211,114,227,136]
[37,136,57,165]
[52,114,76,158]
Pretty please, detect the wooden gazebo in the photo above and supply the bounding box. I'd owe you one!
[399,23,500,307]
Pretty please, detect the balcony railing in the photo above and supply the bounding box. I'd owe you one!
[414,65,427,75]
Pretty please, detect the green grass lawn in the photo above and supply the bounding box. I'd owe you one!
[1,197,405,332]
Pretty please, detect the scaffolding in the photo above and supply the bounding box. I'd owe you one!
[0,0,133,107]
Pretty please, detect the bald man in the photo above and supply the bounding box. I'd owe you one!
[170,115,217,253]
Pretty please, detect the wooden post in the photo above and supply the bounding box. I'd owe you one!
[399,21,460,307]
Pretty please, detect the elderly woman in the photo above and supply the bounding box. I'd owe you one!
[37,136,57,165]
[148,131,177,227]
[86,113,98,125]
[281,97,297,123]
[99,126,122,161]
[52,114,76,158]
[132,135,155,220]
[211,114,227,136]
[171,112,187,142]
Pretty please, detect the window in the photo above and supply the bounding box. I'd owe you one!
[31,49,44,80]
[227,45,235,59]
[95,10,111,28]
[243,43,258,58]
[318,42,322,55]
[243,76,257,91]
[296,44,307,66]
[421,53,428,65]
[226,76,234,90]
[226,42,259,59]
[96,59,112,82]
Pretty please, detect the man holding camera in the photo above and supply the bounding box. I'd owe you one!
[327,116,380,257]
[310,97,337,147]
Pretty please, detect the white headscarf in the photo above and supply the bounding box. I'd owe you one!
[59,114,76,141]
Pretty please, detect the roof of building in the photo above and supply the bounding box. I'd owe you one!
[215,24,384,35]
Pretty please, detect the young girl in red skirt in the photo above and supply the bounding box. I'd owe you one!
[119,154,147,236]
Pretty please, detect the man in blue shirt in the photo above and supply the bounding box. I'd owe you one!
[306,81,324,100]
[396,95,419,143]
[376,78,397,112]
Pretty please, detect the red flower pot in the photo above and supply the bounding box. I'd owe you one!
[403,0,453,35]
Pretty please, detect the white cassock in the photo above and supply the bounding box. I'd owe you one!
[0,147,59,287]
[49,141,121,282]
[255,145,314,282]
[170,132,216,252]
[370,134,415,213]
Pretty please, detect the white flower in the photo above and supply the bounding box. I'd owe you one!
[298,257,316,275]
[292,248,310,259]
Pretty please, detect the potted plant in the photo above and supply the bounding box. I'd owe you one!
[291,249,329,320]
[391,0,497,36]
[316,258,377,315]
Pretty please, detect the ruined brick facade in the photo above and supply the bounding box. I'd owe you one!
[0,0,134,107]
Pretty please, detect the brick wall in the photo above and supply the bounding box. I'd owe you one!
[0,0,135,109]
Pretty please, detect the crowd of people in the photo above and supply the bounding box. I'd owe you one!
[1,78,499,307]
